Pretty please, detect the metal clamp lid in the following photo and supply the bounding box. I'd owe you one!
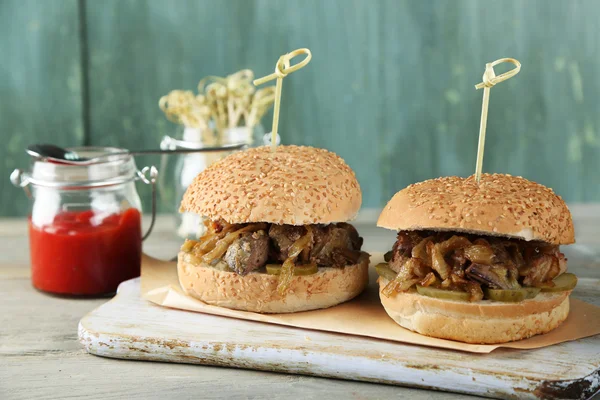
[10,169,31,198]
[10,165,160,242]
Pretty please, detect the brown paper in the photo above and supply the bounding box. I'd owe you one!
[141,252,600,354]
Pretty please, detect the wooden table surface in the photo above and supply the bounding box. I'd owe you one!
[2,206,599,400]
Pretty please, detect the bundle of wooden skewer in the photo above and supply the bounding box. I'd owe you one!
[159,69,275,146]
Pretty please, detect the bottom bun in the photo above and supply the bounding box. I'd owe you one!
[378,278,570,344]
[178,252,369,313]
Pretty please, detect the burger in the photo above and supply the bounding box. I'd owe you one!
[375,173,576,344]
[177,145,370,313]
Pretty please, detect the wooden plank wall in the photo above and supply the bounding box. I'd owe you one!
[2,0,600,216]
[0,0,83,216]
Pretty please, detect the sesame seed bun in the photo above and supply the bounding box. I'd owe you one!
[180,145,362,225]
[377,173,574,245]
[378,277,571,344]
[177,252,369,313]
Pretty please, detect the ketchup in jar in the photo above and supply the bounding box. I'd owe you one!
[12,147,157,296]
[29,208,142,295]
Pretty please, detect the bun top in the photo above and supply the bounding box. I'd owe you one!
[377,173,574,245]
[180,145,361,225]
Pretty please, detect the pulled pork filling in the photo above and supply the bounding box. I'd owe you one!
[181,220,366,294]
[383,231,567,301]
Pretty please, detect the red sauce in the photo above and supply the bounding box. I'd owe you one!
[29,208,142,295]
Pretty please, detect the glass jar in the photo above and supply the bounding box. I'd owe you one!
[159,124,272,239]
[11,147,158,296]
[159,132,240,239]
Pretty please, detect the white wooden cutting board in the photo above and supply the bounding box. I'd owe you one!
[78,278,600,399]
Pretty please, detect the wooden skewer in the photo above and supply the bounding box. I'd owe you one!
[159,69,276,146]
[474,58,521,184]
[253,48,312,152]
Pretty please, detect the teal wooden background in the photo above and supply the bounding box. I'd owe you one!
[2,0,600,216]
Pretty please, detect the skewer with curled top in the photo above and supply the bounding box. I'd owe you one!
[474,58,521,184]
[253,48,313,152]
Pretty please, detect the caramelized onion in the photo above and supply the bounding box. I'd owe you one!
[202,223,268,264]
[411,237,433,266]
[473,238,491,247]
[412,260,430,278]
[492,265,520,289]
[506,264,521,288]
[437,236,472,255]
[287,226,313,259]
[463,245,495,265]
[277,258,296,295]
[194,233,220,255]
[382,258,419,297]
[450,273,469,285]
[464,281,484,302]
[419,272,437,287]
[192,222,243,257]
[429,242,451,280]
[277,226,313,295]
[506,243,526,270]
[466,264,520,290]
[181,239,198,253]
[383,277,419,297]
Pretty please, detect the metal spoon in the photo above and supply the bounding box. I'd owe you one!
[27,143,248,165]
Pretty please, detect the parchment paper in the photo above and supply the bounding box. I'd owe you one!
[141,253,600,354]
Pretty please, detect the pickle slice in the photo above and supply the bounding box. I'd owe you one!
[484,287,541,302]
[374,263,397,281]
[416,285,470,301]
[266,263,318,276]
[541,273,578,292]
[524,287,542,299]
